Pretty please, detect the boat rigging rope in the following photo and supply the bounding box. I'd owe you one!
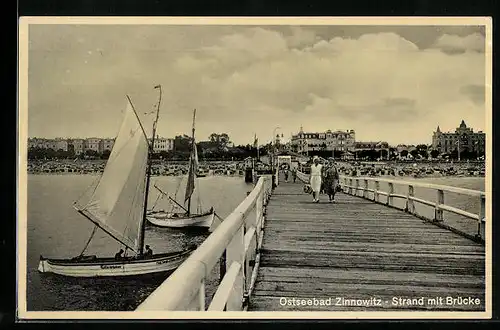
[197,193,202,213]
[211,212,225,230]
[196,179,203,213]
[150,193,162,211]
[214,212,224,222]
[174,175,183,197]
[79,224,98,256]
[170,175,184,212]
[74,171,102,209]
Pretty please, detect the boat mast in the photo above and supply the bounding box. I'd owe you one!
[187,109,196,216]
[139,84,162,255]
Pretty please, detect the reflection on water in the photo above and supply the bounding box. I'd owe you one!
[27,174,254,311]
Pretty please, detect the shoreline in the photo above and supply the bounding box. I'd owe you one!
[26,172,484,180]
[26,159,485,179]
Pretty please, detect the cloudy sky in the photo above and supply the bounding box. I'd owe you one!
[27,23,487,146]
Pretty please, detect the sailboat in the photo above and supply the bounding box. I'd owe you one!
[146,109,215,229]
[38,85,196,278]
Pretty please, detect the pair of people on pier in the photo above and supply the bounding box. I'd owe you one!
[310,156,339,203]
[291,167,297,183]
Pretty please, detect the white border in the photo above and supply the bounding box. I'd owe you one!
[17,16,493,320]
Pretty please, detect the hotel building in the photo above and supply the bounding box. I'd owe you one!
[290,127,356,155]
[431,120,485,155]
[149,136,175,153]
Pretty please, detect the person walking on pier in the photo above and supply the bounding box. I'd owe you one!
[324,158,340,203]
[310,156,323,203]
[283,164,289,182]
[291,167,297,183]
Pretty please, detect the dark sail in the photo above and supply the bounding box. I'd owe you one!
[184,110,198,205]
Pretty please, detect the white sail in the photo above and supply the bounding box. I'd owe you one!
[76,99,149,253]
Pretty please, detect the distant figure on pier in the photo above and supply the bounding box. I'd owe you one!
[310,156,323,203]
[115,249,124,260]
[283,164,289,182]
[324,158,340,203]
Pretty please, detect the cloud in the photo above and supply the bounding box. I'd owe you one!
[459,84,485,105]
[432,33,485,53]
[310,96,419,124]
[285,26,318,48]
[27,25,486,145]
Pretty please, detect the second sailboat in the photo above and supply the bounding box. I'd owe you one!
[147,109,215,229]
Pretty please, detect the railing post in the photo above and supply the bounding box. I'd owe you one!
[374,180,380,203]
[252,187,263,272]
[225,224,245,310]
[477,194,486,239]
[348,178,353,195]
[219,250,227,283]
[387,182,394,207]
[199,279,206,311]
[355,179,359,197]
[434,189,444,222]
[256,188,263,235]
[363,179,369,199]
[262,177,269,206]
[406,185,415,214]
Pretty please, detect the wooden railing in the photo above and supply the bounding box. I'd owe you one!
[274,166,279,187]
[296,171,486,242]
[136,175,273,311]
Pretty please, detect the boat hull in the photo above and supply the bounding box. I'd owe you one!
[37,249,193,278]
[147,211,214,228]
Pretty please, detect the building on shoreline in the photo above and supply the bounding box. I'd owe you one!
[354,141,390,150]
[432,120,485,155]
[149,136,174,153]
[353,141,391,160]
[28,138,49,149]
[290,127,356,155]
[28,136,174,154]
[69,139,85,155]
[100,138,115,153]
[54,138,68,152]
[28,138,68,151]
[85,138,101,153]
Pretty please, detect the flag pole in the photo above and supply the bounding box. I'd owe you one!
[138,84,161,256]
[256,134,260,161]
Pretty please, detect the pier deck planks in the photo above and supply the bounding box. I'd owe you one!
[248,174,485,311]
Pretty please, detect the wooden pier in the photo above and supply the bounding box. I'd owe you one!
[248,174,485,311]
[136,170,486,313]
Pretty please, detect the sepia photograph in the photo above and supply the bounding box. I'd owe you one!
[17,17,491,319]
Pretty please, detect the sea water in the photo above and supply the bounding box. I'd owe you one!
[26,174,254,311]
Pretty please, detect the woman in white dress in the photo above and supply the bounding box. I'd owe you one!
[310,156,323,203]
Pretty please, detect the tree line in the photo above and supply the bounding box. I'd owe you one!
[292,144,483,161]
